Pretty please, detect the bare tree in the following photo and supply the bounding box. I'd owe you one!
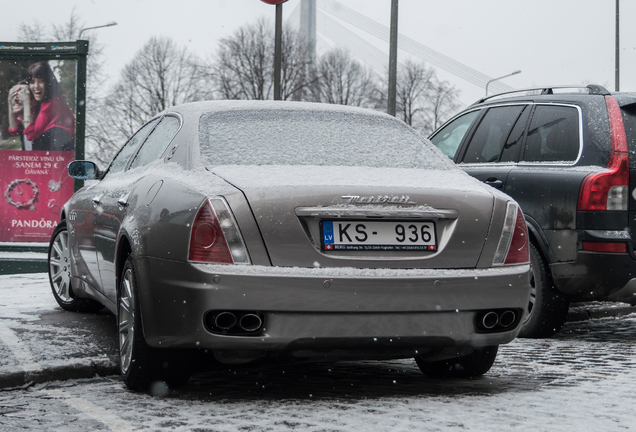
[312,48,378,107]
[396,60,435,127]
[374,60,461,136]
[18,22,47,42]
[209,19,311,101]
[420,80,461,136]
[212,19,270,100]
[280,26,314,100]
[92,36,205,165]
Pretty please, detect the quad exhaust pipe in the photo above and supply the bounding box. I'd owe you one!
[207,310,265,335]
[239,313,263,332]
[214,311,238,330]
[477,309,519,332]
[499,310,517,328]
[481,311,500,329]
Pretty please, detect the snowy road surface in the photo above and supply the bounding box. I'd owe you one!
[0,273,635,431]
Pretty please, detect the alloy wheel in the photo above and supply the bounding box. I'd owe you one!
[49,229,72,303]
[118,268,136,375]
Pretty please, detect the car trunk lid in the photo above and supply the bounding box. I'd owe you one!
[211,165,497,269]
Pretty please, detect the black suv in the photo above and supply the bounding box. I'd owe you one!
[429,85,636,338]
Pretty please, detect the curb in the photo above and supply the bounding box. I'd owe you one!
[0,358,118,390]
[566,303,636,323]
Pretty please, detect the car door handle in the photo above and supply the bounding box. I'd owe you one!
[484,178,504,189]
[92,195,102,205]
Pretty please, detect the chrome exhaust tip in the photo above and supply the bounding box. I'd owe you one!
[215,311,238,330]
[499,310,516,328]
[239,313,263,332]
[481,311,499,329]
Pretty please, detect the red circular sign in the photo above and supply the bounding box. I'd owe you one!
[260,0,288,4]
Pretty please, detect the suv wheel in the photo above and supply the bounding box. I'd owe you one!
[518,243,570,338]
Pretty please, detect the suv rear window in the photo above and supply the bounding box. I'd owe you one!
[522,105,580,163]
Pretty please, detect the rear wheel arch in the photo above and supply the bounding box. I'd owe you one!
[115,235,153,345]
[116,235,133,294]
[117,253,192,390]
[524,215,553,264]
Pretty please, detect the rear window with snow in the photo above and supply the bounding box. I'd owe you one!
[199,109,454,170]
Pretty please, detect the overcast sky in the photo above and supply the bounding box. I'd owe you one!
[0,0,634,107]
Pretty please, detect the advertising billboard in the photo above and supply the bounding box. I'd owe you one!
[0,42,87,243]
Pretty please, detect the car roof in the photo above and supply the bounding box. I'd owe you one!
[163,100,398,121]
[471,85,636,108]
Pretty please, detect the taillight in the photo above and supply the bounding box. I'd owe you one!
[493,202,529,265]
[188,198,250,264]
[582,242,627,253]
[578,96,629,211]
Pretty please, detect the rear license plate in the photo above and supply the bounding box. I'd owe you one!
[321,220,437,251]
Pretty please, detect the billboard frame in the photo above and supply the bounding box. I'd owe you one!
[0,40,89,274]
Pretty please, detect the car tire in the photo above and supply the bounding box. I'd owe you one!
[48,220,102,313]
[518,242,570,338]
[415,346,498,378]
[118,256,157,391]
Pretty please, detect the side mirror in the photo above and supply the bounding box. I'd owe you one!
[68,160,101,180]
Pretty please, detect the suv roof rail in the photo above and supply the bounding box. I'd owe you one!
[473,84,611,106]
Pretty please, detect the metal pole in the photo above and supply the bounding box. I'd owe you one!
[387,0,398,116]
[301,0,316,64]
[274,3,283,100]
[75,41,89,191]
[298,0,317,101]
[616,0,620,92]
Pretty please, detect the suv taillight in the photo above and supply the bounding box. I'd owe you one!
[188,198,250,264]
[582,242,627,253]
[493,202,529,265]
[577,96,629,211]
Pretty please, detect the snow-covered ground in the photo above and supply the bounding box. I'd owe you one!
[0,273,117,381]
[0,273,635,431]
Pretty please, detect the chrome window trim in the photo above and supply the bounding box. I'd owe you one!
[516,103,584,167]
[452,102,584,168]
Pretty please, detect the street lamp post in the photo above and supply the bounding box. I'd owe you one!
[616,0,620,91]
[485,70,521,96]
[78,22,117,39]
[387,0,399,117]
[274,3,283,100]
[261,0,289,100]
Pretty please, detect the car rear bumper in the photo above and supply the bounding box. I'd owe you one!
[133,257,531,362]
[550,252,636,299]
[607,278,636,304]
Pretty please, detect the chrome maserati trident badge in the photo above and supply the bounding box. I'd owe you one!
[341,195,417,205]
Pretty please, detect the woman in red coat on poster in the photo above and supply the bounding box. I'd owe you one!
[12,61,75,151]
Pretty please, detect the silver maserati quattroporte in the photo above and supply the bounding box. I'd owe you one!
[48,101,531,390]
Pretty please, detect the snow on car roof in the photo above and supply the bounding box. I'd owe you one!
[168,99,400,120]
